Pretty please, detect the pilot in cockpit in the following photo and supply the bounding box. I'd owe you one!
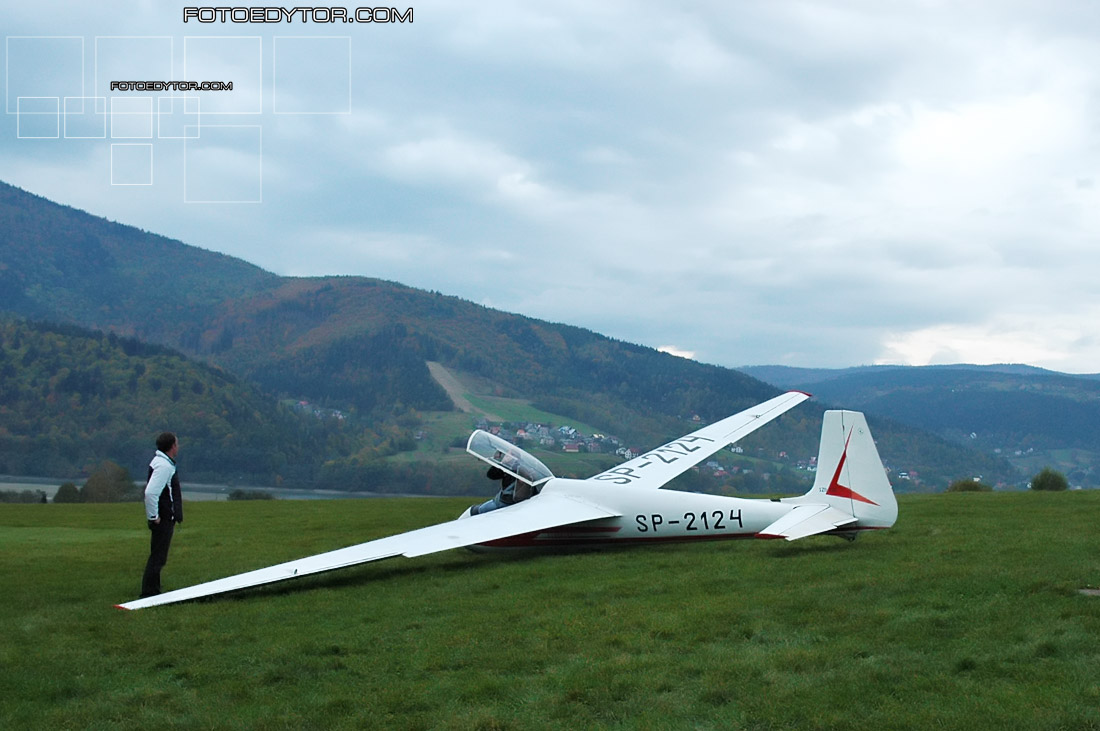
[465,430,554,516]
[470,466,534,515]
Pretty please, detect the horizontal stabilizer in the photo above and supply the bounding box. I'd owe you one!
[757,504,856,541]
[117,493,619,610]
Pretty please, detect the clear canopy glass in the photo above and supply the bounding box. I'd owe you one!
[465,430,555,486]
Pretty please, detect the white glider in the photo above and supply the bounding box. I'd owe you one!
[117,392,897,610]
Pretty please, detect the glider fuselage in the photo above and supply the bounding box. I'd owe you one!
[471,479,796,549]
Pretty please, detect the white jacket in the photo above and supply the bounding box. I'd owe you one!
[144,450,176,521]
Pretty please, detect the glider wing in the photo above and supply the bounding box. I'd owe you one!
[589,390,810,490]
[117,492,619,610]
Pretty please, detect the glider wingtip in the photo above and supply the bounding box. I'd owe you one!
[755,532,785,540]
[788,390,813,398]
[113,603,132,611]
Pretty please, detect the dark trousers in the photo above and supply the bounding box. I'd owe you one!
[141,520,174,597]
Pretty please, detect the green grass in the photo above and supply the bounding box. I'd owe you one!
[3,493,1100,729]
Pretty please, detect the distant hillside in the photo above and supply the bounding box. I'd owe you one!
[742,364,1100,487]
[205,277,784,442]
[0,181,1021,490]
[738,363,1078,389]
[742,365,1100,449]
[0,182,278,340]
[0,318,364,484]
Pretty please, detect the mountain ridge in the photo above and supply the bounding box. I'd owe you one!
[0,180,1026,490]
[741,364,1100,487]
[740,363,1099,387]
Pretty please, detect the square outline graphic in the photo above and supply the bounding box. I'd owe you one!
[110,96,154,139]
[6,36,84,115]
[63,95,107,116]
[157,95,201,139]
[16,97,60,138]
[93,36,174,101]
[183,36,262,115]
[273,36,352,115]
[184,124,262,203]
[110,143,153,186]
[64,96,108,138]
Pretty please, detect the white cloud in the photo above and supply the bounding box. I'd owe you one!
[877,313,1100,372]
[657,345,696,360]
[895,97,1072,174]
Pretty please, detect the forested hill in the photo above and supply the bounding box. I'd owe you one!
[741,364,1100,487]
[0,318,361,484]
[740,364,1100,450]
[0,183,277,340]
[0,181,1020,489]
[739,364,1092,388]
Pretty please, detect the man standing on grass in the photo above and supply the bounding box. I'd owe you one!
[140,432,183,598]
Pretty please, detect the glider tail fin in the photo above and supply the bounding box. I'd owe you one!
[798,410,897,530]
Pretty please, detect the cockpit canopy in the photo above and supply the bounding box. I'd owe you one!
[465,430,555,486]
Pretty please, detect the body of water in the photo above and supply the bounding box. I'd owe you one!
[0,476,418,501]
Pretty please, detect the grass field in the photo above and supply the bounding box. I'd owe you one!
[2,492,1099,729]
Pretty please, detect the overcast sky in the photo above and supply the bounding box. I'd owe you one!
[4,1,1099,373]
